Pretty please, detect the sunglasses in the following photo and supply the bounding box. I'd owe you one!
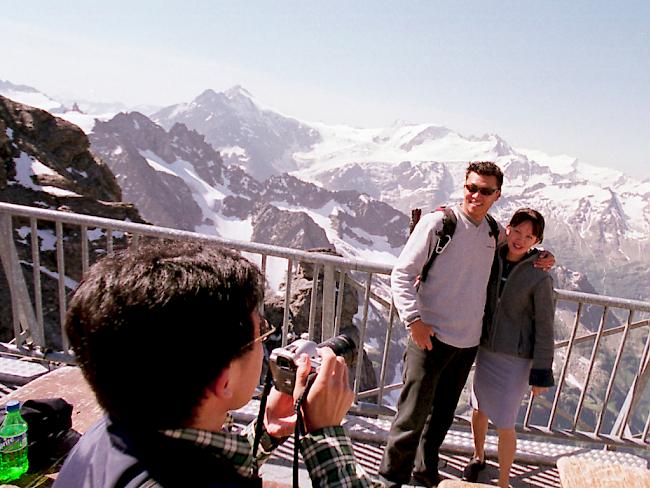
[464,183,499,196]
[240,317,277,351]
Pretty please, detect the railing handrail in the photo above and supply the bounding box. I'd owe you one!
[0,202,393,275]
[4,202,649,309]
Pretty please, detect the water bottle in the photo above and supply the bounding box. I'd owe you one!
[0,400,29,482]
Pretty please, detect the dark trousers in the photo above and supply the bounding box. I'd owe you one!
[379,336,478,485]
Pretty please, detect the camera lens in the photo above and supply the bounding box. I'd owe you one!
[317,334,356,367]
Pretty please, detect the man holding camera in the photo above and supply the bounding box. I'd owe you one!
[55,241,375,487]
[379,162,552,487]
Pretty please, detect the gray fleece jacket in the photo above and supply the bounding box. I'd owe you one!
[391,205,499,348]
[481,245,556,386]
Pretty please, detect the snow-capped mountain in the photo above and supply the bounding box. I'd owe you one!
[4,81,649,299]
[151,86,321,180]
[149,86,650,299]
[0,80,119,133]
[89,112,407,270]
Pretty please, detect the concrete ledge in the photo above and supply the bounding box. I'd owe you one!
[3,365,103,434]
[557,455,650,487]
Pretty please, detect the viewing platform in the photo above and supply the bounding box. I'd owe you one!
[0,202,649,486]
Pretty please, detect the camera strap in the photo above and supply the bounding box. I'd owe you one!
[293,371,317,488]
[252,366,317,488]
[251,365,274,476]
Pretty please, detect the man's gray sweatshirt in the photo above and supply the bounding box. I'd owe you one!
[391,204,498,349]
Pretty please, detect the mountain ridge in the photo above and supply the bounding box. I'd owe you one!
[3,81,650,299]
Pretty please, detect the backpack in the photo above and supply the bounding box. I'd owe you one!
[410,206,500,282]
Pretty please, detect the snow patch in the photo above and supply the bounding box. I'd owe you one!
[12,152,81,197]
[20,261,78,290]
[16,227,56,251]
[220,146,249,160]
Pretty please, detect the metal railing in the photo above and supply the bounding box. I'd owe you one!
[1,202,649,451]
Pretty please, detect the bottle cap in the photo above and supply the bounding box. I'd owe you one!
[5,400,20,412]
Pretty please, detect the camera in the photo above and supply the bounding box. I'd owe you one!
[268,334,357,395]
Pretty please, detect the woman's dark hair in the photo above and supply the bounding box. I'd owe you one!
[65,241,264,430]
[509,207,545,243]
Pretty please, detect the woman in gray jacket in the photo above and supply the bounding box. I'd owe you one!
[463,208,555,488]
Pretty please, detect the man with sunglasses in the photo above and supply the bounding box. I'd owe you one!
[379,162,553,487]
[55,241,375,487]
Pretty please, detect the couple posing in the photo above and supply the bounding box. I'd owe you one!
[380,161,556,488]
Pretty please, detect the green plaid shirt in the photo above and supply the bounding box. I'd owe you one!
[157,421,379,487]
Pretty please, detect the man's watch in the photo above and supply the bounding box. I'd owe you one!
[259,429,288,453]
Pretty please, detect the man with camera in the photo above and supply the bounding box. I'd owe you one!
[379,162,553,487]
[55,241,376,487]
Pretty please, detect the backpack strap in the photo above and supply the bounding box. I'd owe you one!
[420,206,456,282]
[419,209,499,283]
[485,213,500,247]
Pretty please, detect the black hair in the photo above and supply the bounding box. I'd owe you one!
[466,161,504,189]
[65,241,264,430]
[509,207,545,243]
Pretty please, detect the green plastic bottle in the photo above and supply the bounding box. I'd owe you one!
[0,400,29,482]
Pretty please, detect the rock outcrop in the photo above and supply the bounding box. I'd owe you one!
[0,95,146,348]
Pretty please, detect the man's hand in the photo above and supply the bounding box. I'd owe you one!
[295,347,355,433]
[533,250,555,272]
[264,386,298,438]
[409,319,435,350]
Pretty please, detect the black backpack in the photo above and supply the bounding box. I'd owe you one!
[410,206,499,282]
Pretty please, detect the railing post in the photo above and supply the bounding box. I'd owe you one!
[0,213,44,347]
[614,318,650,438]
[334,270,346,336]
[55,221,69,350]
[353,273,372,397]
[378,300,396,407]
[321,263,336,341]
[549,302,582,430]
[572,306,608,431]
[596,309,634,436]
[30,218,44,336]
[281,259,293,346]
[308,264,320,341]
[80,225,89,276]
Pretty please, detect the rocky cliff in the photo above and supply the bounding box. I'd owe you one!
[0,95,146,348]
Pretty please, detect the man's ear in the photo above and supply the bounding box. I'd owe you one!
[212,365,234,399]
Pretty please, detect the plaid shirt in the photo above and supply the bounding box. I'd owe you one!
[154,420,379,487]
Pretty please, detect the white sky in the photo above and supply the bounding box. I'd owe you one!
[2,1,649,178]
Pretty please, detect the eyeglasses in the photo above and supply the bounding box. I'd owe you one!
[240,317,277,351]
[464,183,499,196]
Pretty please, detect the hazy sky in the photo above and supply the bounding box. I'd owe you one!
[3,1,649,178]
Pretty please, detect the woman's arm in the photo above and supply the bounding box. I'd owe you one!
[529,275,555,387]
